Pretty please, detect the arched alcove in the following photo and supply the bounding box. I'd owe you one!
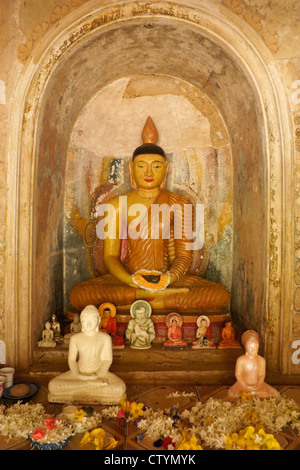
[5,2,291,377]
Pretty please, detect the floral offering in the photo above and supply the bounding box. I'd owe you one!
[29,417,74,450]
[61,406,102,434]
[180,394,300,449]
[80,427,118,450]
[115,398,145,421]
[99,392,300,450]
[176,430,203,450]
[0,402,47,440]
[224,426,281,450]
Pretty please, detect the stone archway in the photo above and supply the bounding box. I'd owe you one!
[5,1,291,377]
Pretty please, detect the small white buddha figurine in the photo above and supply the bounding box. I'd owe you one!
[38,322,56,348]
[48,305,126,404]
[226,330,279,402]
[125,300,155,349]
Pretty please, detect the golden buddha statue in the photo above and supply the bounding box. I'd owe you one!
[69,117,230,314]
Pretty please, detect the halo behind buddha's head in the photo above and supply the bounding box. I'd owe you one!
[98,302,116,318]
[197,315,210,328]
[132,116,165,160]
[241,330,260,347]
[166,312,183,328]
[130,300,152,318]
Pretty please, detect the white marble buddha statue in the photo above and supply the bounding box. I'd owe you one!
[48,305,126,404]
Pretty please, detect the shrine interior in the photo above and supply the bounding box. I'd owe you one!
[1,0,300,388]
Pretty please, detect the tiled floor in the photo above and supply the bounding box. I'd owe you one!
[1,376,300,450]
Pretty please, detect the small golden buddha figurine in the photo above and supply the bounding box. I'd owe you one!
[163,312,187,349]
[218,321,241,349]
[227,330,279,402]
[69,117,230,314]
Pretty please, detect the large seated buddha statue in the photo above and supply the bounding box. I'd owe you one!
[69,117,230,314]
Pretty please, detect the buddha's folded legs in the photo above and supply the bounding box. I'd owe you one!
[69,274,230,313]
[69,275,136,311]
[227,381,279,402]
[163,285,230,313]
[48,371,126,404]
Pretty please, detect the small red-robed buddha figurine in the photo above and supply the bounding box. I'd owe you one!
[163,312,187,349]
[98,302,124,349]
[218,321,241,349]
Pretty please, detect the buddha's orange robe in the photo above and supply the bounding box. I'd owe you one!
[69,190,230,313]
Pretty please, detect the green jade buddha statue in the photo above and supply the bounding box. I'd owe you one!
[70,117,230,314]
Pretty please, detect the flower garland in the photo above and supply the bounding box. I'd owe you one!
[132,270,170,291]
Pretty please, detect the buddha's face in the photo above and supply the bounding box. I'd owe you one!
[103,309,111,318]
[135,307,146,320]
[81,313,99,332]
[130,154,168,190]
[245,339,259,355]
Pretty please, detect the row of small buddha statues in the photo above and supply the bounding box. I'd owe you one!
[38,313,82,348]
[38,300,241,351]
[110,300,241,350]
[46,303,279,405]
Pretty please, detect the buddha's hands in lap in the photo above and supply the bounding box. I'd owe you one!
[135,286,189,309]
[77,373,98,381]
[136,287,189,298]
[77,372,107,384]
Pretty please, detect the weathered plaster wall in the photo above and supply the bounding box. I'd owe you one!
[0,0,299,376]
[0,0,26,353]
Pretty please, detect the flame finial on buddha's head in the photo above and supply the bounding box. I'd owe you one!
[142,116,158,144]
[133,116,165,159]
